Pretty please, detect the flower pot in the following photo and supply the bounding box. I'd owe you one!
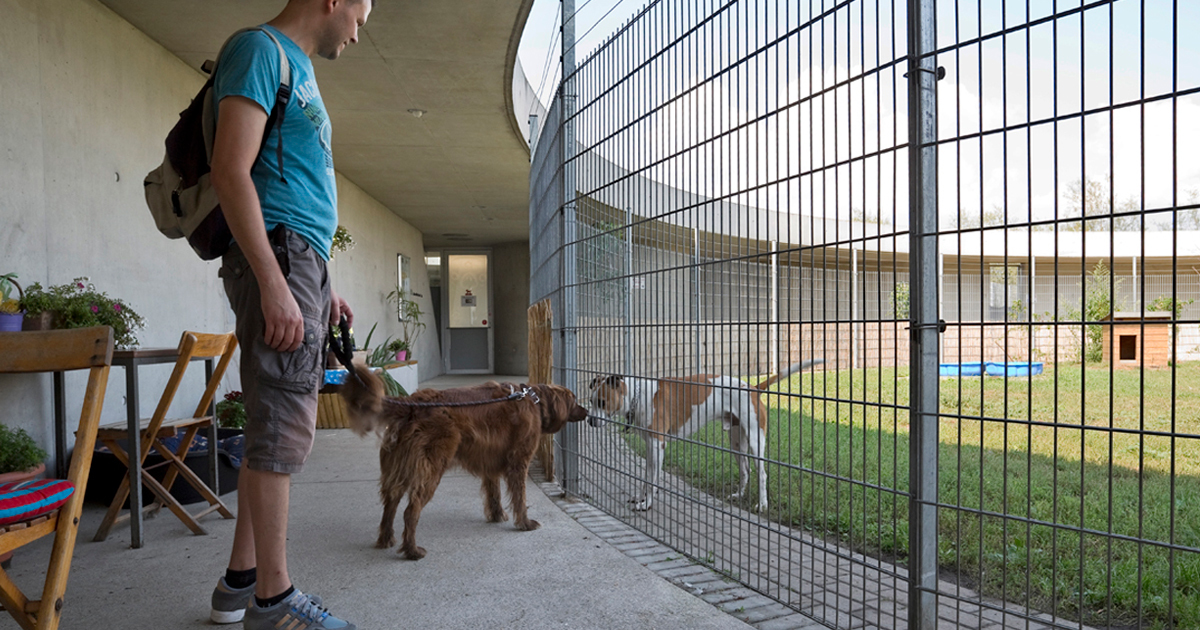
[0,461,46,485]
[0,312,22,332]
[0,462,45,566]
[395,350,408,362]
[22,310,55,331]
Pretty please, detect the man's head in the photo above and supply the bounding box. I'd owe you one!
[315,0,373,60]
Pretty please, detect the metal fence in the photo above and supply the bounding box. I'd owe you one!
[530,1,1200,628]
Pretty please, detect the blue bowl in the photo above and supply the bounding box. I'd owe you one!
[939,362,983,377]
[984,362,1044,377]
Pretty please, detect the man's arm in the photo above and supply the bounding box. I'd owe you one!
[210,95,305,352]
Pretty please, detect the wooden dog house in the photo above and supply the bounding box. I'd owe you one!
[1101,311,1173,368]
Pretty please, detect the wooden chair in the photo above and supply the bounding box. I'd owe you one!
[0,327,113,630]
[91,331,237,542]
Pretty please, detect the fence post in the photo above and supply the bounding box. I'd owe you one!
[558,0,579,496]
[907,0,940,627]
[529,300,555,480]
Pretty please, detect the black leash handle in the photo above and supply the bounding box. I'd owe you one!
[329,314,367,387]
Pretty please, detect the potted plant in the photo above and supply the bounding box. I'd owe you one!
[387,338,409,362]
[385,286,426,356]
[0,273,22,332]
[329,225,355,260]
[0,425,48,483]
[20,277,146,348]
[0,425,47,566]
[215,391,247,431]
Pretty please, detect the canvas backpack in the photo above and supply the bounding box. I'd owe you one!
[144,27,293,261]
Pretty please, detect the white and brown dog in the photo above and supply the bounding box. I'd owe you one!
[587,360,822,512]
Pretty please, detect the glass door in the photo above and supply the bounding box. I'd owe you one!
[442,251,493,373]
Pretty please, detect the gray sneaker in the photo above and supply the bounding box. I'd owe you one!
[209,576,255,624]
[244,588,355,630]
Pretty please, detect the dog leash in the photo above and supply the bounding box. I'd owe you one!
[382,385,540,408]
[329,315,540,408]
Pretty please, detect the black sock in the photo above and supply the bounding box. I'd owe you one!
[224,567,257,590]
[255,585,295,609]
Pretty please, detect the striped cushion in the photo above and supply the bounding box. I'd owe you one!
[0,479,75,526]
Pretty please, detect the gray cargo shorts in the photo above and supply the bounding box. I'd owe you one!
[219,227,330,474]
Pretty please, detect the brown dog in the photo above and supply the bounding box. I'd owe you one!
[341,364,588,560]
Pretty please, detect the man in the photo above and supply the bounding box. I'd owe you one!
[208,1,372,628]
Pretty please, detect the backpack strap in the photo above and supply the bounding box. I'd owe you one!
[254,28,292,185]
[204,26,293,184]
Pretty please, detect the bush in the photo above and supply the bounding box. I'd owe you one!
[0,425,48,474]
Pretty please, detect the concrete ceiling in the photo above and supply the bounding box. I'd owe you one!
[98,0,535,248]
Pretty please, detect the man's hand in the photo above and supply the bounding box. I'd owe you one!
[262,280,305,352]
[330,289,353,328]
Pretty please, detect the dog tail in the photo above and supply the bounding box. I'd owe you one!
[754,358,825,390]
[340,362,387,437]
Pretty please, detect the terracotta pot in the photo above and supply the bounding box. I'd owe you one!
[0,461,46,485]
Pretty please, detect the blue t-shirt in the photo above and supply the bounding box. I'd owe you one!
[213,25,337,260]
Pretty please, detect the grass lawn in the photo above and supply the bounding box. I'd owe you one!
[658,363,1200,629]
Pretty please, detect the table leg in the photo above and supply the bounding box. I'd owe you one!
[53,372,67,480]
[125,365,143,549]
[206,359,218,494]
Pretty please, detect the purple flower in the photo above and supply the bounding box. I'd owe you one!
[90,305,99,313]
[113,303,122,312]
[76,282,85,289]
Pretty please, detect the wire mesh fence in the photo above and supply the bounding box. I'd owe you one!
[530,1,1200,628]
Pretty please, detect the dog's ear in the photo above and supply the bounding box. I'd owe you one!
[605,375,624,387]
[589,375,604,389]
[534,384,581,434]
[341,362,386,437]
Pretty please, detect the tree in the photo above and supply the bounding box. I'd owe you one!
[1062,177,1141,232]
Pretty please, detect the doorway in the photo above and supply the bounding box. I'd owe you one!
[438,250,493,373]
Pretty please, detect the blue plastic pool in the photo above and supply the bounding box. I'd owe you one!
[984,362,1044,377]
[939,362,983,377]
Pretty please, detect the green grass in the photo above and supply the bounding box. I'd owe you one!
[655,364,1200,629]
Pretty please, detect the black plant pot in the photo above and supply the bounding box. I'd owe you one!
[85,429,242,508]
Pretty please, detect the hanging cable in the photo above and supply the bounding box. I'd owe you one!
[564,0,630,57]
[529,2,562,114]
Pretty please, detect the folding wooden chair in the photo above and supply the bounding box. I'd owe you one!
[0,327,113,630]
[91,331,237,542]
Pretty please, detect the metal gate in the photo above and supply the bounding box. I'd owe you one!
[530,1,1200,628]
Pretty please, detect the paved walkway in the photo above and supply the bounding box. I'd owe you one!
[6,429,752,629]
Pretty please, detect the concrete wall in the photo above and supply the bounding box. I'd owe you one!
[0,0,436,471]
[492,241,530,376]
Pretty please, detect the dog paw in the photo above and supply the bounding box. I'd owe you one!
[486,510,509,523]
[375,536,395,549]
[516,518,541,531]
[400,545,427,560]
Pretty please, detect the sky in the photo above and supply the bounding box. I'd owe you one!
[516,0,1200,230]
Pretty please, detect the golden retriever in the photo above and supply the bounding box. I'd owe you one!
[341,364,588,559]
